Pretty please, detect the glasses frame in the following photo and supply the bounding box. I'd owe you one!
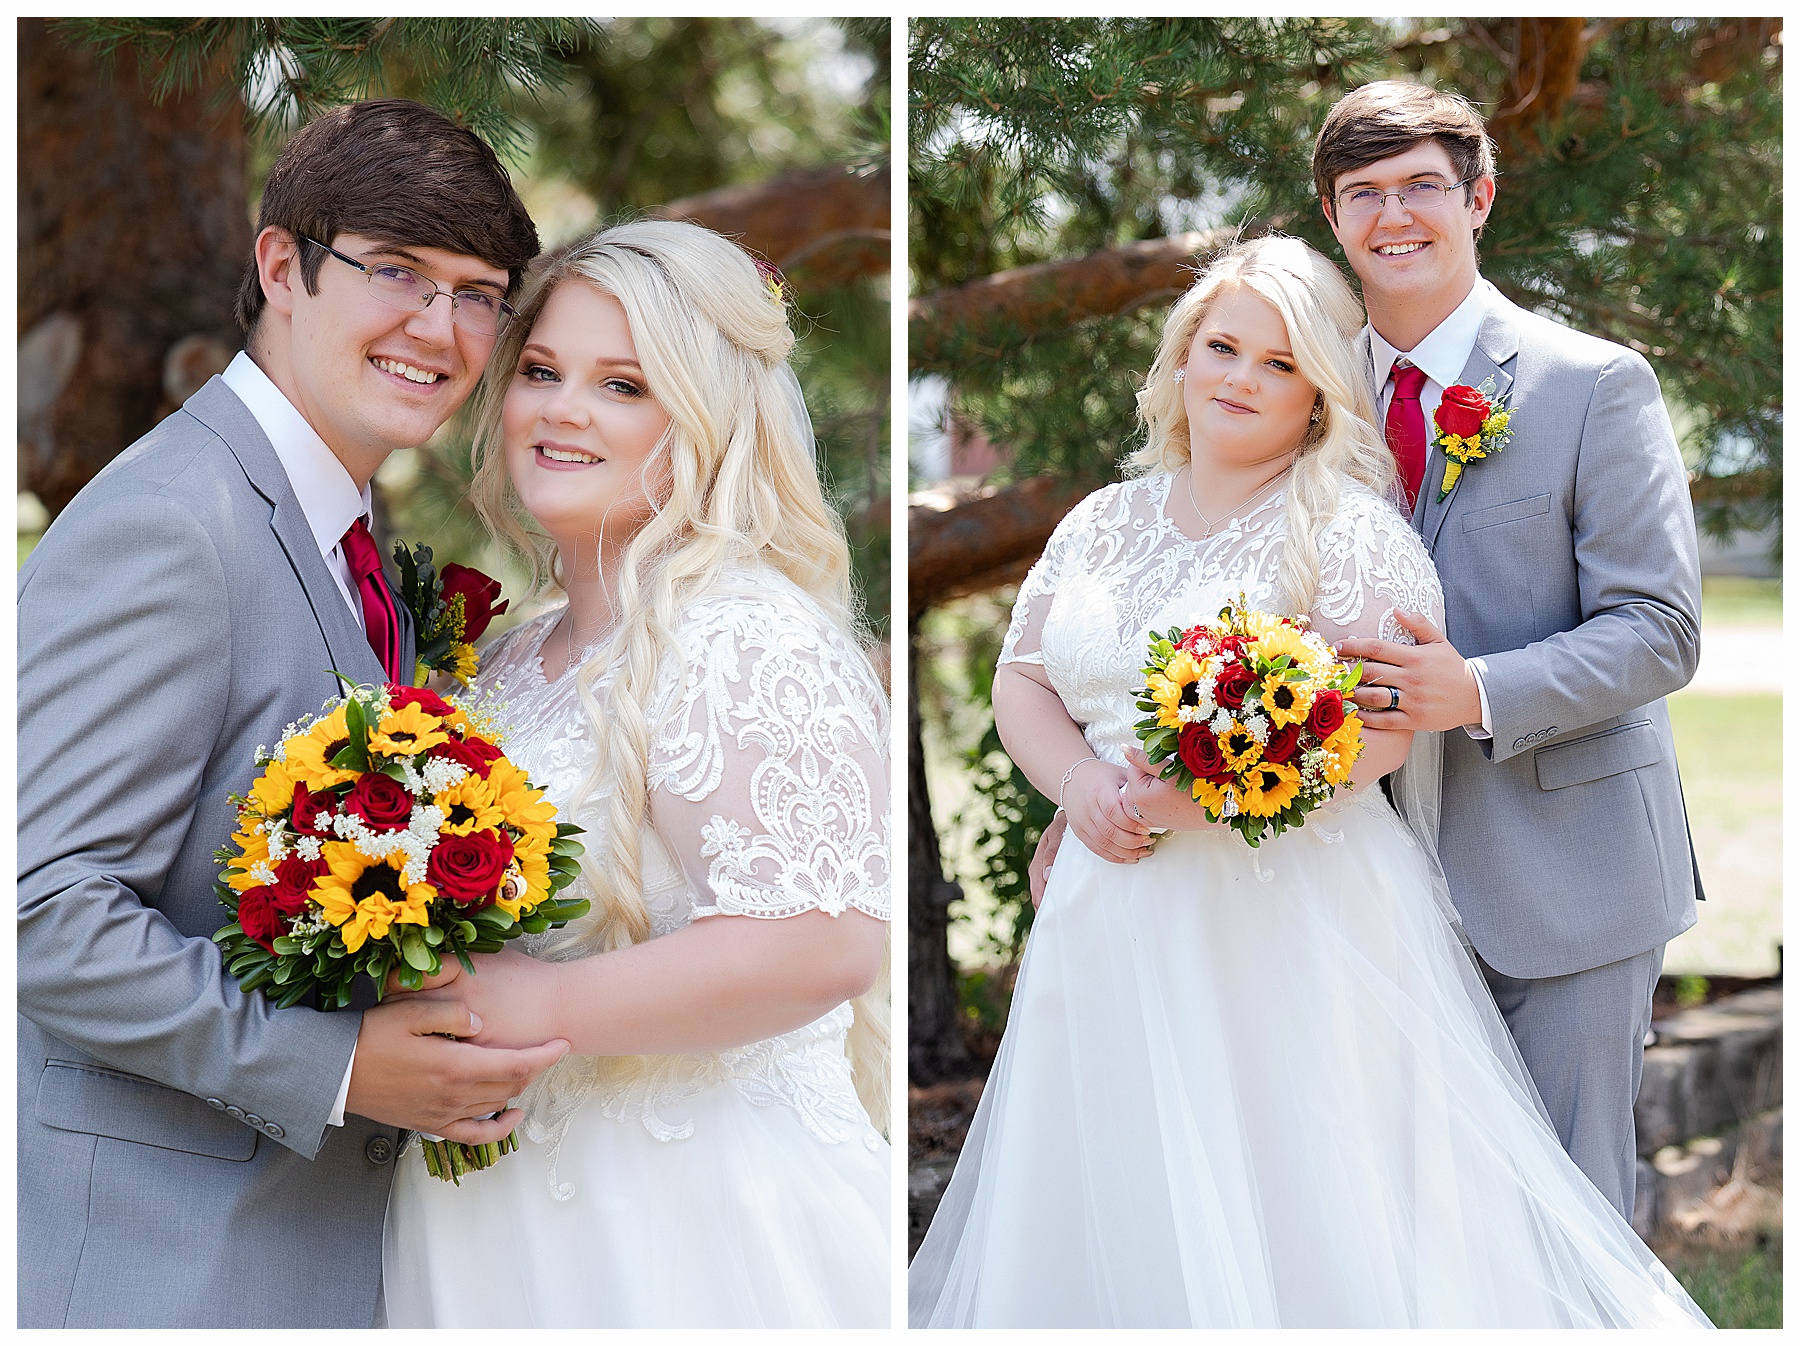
[1333,177,1477,219]
[298,234,517,335]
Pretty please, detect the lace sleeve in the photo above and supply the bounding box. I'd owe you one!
[998,486,1105,666]
[648,588,889,921]
[1307,488,1446,646]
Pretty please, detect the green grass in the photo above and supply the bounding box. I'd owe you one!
[19,531,40,567]
[1669,692,1781,819]
[1700,575,1780,626]
[1662,1235,1782,1328]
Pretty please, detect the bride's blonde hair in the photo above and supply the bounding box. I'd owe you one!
[1129,234,1397,615]
[467,218,889,1129]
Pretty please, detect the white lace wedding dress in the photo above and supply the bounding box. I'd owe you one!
[909,473,1709,1328]
[382,568,890,1327]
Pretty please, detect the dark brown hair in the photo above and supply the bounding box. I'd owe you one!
[235,99,539,333]
[1312,81,1497,223]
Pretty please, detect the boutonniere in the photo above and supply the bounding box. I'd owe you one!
[391,542,509,688]
[1432,379,1514,501]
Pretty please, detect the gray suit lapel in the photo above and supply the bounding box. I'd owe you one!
[183,377,387,688]
[1420,299,1520,551]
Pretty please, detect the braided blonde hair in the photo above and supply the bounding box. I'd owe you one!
[467,218,889,1128]
[1129,234,1397,616]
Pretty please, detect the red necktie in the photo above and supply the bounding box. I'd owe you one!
[339,518,403,684]
[1385,361,1429,513]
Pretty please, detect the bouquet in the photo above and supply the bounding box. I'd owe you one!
[392,542,508,687]
[212,679,587,1181]
[1134,596,1365,846]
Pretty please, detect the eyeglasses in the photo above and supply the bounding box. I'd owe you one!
[1334,179,1476,219]
[299,235,517,337]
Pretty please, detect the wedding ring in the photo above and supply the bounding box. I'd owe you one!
[1386,686,1402,711]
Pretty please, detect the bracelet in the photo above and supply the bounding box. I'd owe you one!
[1058,755,1100,808]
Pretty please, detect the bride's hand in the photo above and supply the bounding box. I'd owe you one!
[1122,746,1224,832]
[1062,757,1154,864]
[398,947,567,1050]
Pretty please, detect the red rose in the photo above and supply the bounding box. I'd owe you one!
[289,782,336,837]
[1434,384,1490,439]
[389,685,455,719]
[270,856,327,917]
[428,734,505,778]
[427,829,515,907]
[1263,722,1304,765]
[1214,662,1255,711]
[1177,724,1228,780]
[1308,689,1346,739]
[341,772,414,832]
[440,563,509,644]
[237,886,286,953]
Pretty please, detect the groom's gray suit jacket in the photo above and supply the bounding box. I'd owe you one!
[18,378,416,1328]
[1367,284,1702,980]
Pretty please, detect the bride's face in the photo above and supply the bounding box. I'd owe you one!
[502,280,673,566]
[1177,285,1318,468]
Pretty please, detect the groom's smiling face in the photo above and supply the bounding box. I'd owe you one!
[265,229,510,480]
[1325,141,1494,317]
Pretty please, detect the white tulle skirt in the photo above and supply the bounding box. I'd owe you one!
[383,1067,890,1327]
[909,789,1709,1328]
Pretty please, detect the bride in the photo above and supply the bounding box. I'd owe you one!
[381,220,890,1327]
[908,236,1709,1328]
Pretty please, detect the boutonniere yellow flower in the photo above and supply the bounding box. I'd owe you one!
[1432,379,1515,501]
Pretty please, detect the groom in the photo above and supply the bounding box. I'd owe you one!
[1316,82,1703,1221]
[18,100,564,1327]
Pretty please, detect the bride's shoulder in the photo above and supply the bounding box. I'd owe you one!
[474,605,562,680]
[674,566,874,678]
[1047,474,1163,543]
[1322,479,1424,549]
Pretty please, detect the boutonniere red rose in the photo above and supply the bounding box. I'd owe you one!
[1431,379,1515,501]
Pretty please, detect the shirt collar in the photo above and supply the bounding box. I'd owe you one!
[221,351,371,559]
[1367,279,1491,392]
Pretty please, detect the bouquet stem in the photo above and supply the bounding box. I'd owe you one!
[417,1129,520,1184]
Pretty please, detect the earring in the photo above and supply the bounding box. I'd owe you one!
[1173,368,1186,385]
[1309,401,1323,426]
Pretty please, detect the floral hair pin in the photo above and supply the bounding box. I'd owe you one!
[754,258,790,308]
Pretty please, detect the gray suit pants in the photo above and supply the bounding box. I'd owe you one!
[1477,946,1664,1221]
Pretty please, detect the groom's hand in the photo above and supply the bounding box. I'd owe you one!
[1338,611,1483,734]
[1028,812,1067,910]
[345,997,568,1143]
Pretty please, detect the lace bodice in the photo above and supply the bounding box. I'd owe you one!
[464,567,889,1193]
[1000,473,1444,767]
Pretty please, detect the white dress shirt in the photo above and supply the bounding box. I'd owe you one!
[221,350,364,1127]
[1363,281,1497,738]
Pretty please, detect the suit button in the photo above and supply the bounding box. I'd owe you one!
[365,1136,395,1165]
[264,1122,285,1140]
[205,1098,226,1110]
[243,1113,264,1128]
[226,1105,246,1121]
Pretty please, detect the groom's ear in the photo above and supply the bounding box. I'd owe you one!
[254,227,303,321]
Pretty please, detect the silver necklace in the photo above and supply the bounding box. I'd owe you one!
[1184,457,1295,539]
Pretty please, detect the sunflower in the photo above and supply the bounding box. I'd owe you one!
[366,701,452,759]
[1259,673,1314,729]
[313,843,432,952]
[1321,712,1365,785]
[247,759,299,818]
[1191,776,1238,818]
[1147,650,1206,728]
[224,821,271,893]
[1218,720,1263,773]
[282,707,358,792]
[1240,759,1302,817]
[486,760,559,848]
[433,772,505,836]
[449,643,479,688]
[1252,623,1313,672]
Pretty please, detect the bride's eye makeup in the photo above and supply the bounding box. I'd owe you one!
[602,377,648,399]
[520,362,560,384]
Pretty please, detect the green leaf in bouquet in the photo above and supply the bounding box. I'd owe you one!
[213,922,244,944]
[399,927,439,972]
[519,913,551,934]
[395,962,425,992]
[271,935,301,955]
[555,821,586,839]
[423,924,444,946]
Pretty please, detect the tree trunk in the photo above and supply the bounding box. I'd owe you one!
[20,19,250,517]
[908,631,976,1085]
[910,223,1250,366]
[655,162,891,286]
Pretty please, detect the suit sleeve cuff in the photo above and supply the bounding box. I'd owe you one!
[1463,657,1493,740]
[328,1044,355,1127]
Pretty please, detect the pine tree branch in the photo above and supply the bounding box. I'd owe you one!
[909,475,1090,615]
[654,163,891,283]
